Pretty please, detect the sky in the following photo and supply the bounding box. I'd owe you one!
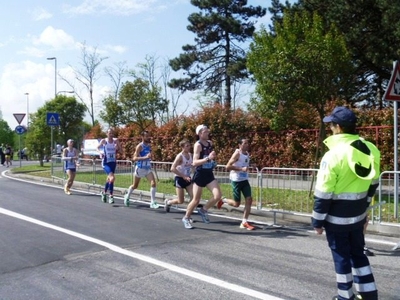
[0,0,281,130]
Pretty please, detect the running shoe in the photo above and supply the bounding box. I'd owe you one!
[332,294,362,300]
[164,199,171,212]
[150,201,159,209]
[197,207,210,223]
[66,188,71,195]
[109,195,114,204]
[182,217,193,229]
[240,222,255,230]
[123,194,130,207]
[101,192,107,203]
[217,199,224,209]
[364,247,375,256]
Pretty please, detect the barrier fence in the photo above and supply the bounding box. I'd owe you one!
[51,157,399,225]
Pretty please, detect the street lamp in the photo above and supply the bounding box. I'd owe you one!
[56,90,74,95]
[47,57,57,98]
[24,92,29,128]
[47,57,57,158]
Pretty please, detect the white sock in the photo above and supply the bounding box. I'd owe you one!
[127,186,133,197]
[242,219,247,223]
[151,187,156,202]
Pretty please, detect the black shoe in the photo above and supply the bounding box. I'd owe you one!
[364,247,375,256]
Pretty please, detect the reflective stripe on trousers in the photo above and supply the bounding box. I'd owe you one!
[326,228,378,300]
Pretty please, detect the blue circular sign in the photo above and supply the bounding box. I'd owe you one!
[15,125,27,135]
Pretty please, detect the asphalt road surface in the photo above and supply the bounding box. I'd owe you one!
[0,166,399,300]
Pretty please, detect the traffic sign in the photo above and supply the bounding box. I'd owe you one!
[46,112,60,126]
[384,61,400,101]
[13,113,26,124]
[15,125,27,135]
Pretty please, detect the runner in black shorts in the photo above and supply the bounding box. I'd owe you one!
[181,125,223,228]
[164,139,194,216]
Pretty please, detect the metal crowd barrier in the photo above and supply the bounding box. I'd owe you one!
[51,158,399,225]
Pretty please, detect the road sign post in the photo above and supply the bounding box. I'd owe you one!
[13,113,26,125]
[46,113,60,161]
[383,60,400,220]
[13,114,26,167]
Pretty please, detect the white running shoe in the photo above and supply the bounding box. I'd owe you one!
[124,194,130,207]
[164,199,171,212]
[101,192,107,203]
[150,201,159,209]
[182,217,193,229]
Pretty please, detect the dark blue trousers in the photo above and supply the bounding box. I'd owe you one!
[326,228,378,300]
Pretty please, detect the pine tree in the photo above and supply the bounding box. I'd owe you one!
[169,0,266,109]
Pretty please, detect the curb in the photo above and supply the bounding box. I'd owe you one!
[7,171,400,239]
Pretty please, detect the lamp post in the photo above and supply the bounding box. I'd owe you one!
[56,90,74,95]
[24,92,29,128]
[47,57,57,98]
[47,57,57,159]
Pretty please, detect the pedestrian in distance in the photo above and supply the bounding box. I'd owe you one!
[164,139,194,213]
[220,138,255,230]
[4,144,12,167]
[0,144,5,166]
[62,139,79,195]
[312,106,380,300]
[181,125,223,229]
[124,131,159,209]
[97,128,121,204]
[56,143,63,157]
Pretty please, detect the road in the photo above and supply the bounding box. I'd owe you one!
[0,164,399,300]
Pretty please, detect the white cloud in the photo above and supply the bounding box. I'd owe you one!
[32,7,53,21]
[104,44,127,54]
[18,46,45,58]
[32,26,77,51]
[63,0,161,16]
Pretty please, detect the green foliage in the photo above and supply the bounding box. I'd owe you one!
[118,78,168,130]
[0,119,14,148]
[247,11,354,131]
[26,96,86,164]
[99,95,124,127]
[169,0,266,108]
[277,0,400,107]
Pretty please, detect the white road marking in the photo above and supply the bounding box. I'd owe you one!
[3,170,399,249]
[0,207,283,300]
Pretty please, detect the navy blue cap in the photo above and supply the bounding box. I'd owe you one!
[323,106,357,126]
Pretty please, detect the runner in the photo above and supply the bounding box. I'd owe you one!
[124,131,159,209]
[97,128,121,204]
[220,138,255,230]
[62,139,79,195]
[164,139,194,213]
[181,125,222,229]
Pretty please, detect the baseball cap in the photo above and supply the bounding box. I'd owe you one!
[196,124,207,135]
[323,106,357,126]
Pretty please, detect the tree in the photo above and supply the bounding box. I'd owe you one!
[247,12,354,166]
[270,0,400,108]
[60,42,108,126]
[0,119,14,148]
[26,96,86,166]
[117,78,168,131]
[100,61,128,127]
[100,56,170,128]
[169,0,266,109]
